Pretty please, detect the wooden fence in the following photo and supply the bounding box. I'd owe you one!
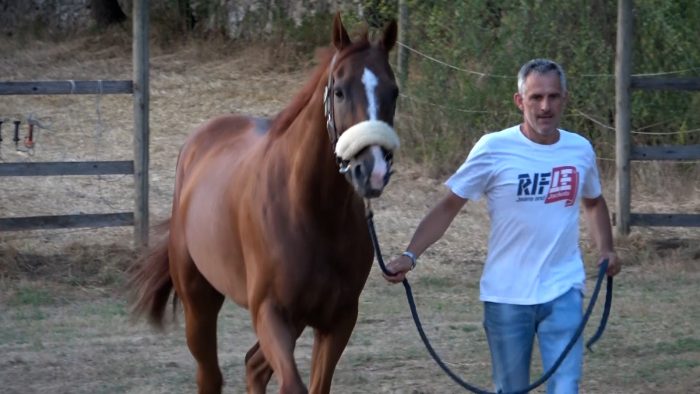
[0,0,150,248]
[615,0,700,235]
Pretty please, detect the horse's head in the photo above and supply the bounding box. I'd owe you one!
[325,14,399,199]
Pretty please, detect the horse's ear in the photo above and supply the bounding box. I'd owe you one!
[381,19,398,53]
[332,12,352,50]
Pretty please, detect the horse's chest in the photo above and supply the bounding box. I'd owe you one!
[265,215,374,326]
[297,274,356,327]
[284,255,371,327]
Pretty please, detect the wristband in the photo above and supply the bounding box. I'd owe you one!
[402,251,417,270]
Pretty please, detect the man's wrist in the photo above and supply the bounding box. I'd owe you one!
[402,251,417,270]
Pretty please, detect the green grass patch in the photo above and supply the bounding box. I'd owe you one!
[636,358,700,381]
[414,275,462,288]
[655,337,700,355]
[8,286,53,307]
[84,301,128,318]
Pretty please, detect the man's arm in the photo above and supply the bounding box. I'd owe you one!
[383,191,467,283]
[582,195,621,276]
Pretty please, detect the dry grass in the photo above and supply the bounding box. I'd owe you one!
[1,29,699,393]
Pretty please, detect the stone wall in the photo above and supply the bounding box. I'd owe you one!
[200,0,364,38]
[0,0,364,38]
[1,0,93,37]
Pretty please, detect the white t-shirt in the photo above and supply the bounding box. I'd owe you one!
[445,125,602,305]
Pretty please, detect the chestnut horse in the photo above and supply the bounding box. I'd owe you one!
[129,14,399,394]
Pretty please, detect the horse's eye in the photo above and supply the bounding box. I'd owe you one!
[334,88,344,99]
[384,151,393,161]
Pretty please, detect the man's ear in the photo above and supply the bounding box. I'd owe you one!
[513,92,524,111]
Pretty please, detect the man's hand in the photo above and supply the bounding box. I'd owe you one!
[383,255,413,283]
[601,251,621,277]
[381,192,467,285]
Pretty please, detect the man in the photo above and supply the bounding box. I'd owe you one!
[384,59,621,393]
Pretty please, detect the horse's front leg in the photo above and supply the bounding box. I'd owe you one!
[308,305,358,394]
[252,299,307,394]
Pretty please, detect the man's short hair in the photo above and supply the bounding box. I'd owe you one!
[517,59,567,95]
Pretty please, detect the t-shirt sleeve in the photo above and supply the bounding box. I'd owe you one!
[582,142,602,199]
[444,136,493,201]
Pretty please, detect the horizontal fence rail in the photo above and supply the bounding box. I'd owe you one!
[631,145,700,161]
[614,213,700,228]
[630,213,700,228]
[630,76,700,91]
[0,80,133,95]
[0,161,134,176]
[0,213,134,232]
[0,161,135,232]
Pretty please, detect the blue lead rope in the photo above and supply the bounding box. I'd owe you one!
[366,211,613,394]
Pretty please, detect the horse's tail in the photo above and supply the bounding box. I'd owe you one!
[128,219,177,330]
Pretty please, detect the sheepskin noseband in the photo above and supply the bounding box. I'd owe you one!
[334,120,400,161]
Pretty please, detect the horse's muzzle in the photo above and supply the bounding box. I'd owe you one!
[346,145,393,199]
[335,120,399,199]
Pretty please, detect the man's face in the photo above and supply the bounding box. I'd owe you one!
[514,71,567,140]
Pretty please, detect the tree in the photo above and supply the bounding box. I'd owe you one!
[91,0,127,28]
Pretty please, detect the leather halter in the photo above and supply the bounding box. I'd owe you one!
[323,53,347,170]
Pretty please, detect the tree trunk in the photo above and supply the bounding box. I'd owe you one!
[91,0,127,27]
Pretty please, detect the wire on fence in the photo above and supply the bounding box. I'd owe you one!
[399,41,700,80]
[573,109,700,136]
[400,95,699,138]
[400,93,508,115]
[397,44,699,137]
[397,42,512,79]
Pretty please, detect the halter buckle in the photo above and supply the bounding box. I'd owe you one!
[338,160,351,174]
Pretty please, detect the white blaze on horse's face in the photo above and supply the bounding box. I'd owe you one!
[362,68,379,121]
[367,145,388,191]
[359,68,388,191]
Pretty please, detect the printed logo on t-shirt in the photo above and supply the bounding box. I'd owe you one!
[516,166,579,206]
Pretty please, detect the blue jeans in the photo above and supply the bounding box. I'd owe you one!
[483,287,583,394]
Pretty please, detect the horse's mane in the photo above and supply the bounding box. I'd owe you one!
[268,36,371,137]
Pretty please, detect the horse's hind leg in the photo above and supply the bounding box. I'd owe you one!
[184,282,225,394]
[244,341,273,394]
[171,246,225,394]
[246,320,306,394]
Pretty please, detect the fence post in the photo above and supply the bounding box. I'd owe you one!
[397,0,409,91]
[133,0,150,248]
[615,0,633,237]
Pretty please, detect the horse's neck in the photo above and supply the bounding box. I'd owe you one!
[274,87,357,214]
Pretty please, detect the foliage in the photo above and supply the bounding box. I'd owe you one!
[395,0,700,172]
[361,0,399,28]
[149,0,699,173]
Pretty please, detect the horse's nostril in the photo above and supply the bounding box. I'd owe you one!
[354,164,363,179]
[365,188,382,198]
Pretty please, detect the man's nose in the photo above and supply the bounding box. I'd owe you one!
[541,98,551,112]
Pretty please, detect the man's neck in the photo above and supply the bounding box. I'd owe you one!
[520,124,560,145]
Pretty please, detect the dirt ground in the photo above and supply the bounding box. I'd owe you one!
[1,30,699,393]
